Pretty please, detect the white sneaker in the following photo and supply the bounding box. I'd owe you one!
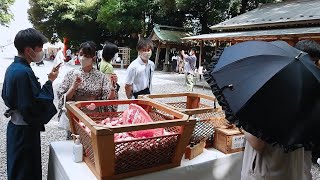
[317,158,320,165]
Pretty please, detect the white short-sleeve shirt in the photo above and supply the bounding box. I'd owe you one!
[125,56,155,93]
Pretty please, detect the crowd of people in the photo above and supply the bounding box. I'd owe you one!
[2,28,320,180]
[1,28,157,179]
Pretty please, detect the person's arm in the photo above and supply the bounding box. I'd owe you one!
[243,130,266,152]
[57,71,75,108]
[181,50,188,59]
[16,68,58,125]
[65,77,81,101]
[149,62,155,92]
[124,66,135,99]
[125,84,133,99]
[101,74,117,100]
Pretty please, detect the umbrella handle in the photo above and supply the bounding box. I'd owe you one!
[295,52,304,60]
[221,84,234,91]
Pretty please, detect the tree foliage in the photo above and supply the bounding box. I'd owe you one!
[176,0,230,34]
[28,0,281,48]
[96,0,185,37]
[28,0,106,48]
[0,0,15,26]
[97,0,147,35]
[239,0,279,14]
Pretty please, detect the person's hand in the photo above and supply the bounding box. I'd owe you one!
[72,76,82,90]
[48,67,59,82]
[110,73,118,87]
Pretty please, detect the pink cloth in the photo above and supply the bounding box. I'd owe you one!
[102,104,165,141]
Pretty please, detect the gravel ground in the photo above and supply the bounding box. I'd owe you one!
[0,65,319,179]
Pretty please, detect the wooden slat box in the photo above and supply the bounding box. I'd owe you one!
[213,128,245,154]
[140,93,227,146]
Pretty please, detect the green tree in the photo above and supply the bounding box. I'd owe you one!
[0,0,15,26]
[28,0,106,48]
[97,0,187,37]
[97,0,155,37]
[176,0,230,34]
[239,0,280,14]
[28,0,282,49]
[152,0,185,28]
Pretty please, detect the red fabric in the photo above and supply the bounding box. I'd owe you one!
[99,104,165,141]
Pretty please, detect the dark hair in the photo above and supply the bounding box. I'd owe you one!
[79,41,96,57]
[102,41,118,62]
[295,40,320,61]
[190,48,197,53]
[136,38,153,51]
[14,28,48,54]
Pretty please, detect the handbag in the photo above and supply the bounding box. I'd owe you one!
[57,94,70,130]
[132,88,150,99]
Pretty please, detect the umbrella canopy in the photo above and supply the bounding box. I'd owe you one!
[207,41,320,150]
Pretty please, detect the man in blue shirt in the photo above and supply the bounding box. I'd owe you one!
[2,28,59,180]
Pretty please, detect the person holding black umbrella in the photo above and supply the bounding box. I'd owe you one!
[295,40,320,68]
[242,40,320,180]
[204,40,320,180]
[294,40,320,179]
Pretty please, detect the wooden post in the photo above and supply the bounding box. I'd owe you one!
[214,40,217,55]
[165,44,170,64]
[91,131,115,179]
[172,123,196,164]
[199,40,203,67]
[155,41,161,69]
[186,96,200,109]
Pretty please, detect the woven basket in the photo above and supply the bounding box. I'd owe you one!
[66,99,196,180]
[140,93,228,146]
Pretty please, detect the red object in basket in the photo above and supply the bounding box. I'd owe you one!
[122,104,153,124]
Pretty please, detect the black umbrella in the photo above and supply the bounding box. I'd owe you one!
[206,41,320,151]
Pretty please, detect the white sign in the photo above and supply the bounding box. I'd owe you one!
[231,135,245,149]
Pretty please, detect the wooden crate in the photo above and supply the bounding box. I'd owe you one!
[66,99,196,180]
[118,47,130,65]
[213,128,245,154]
[140,93,227,146]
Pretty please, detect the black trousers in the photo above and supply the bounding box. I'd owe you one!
[7,121,42,180]
[172,60,177,72]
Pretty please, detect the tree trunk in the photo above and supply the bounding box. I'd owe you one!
[240,0,249,14]
[200,15,211,34]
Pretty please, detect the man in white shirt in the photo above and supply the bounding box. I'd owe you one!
[125,38,155,99]
[171,52,179,72]
[181,48,197,91]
